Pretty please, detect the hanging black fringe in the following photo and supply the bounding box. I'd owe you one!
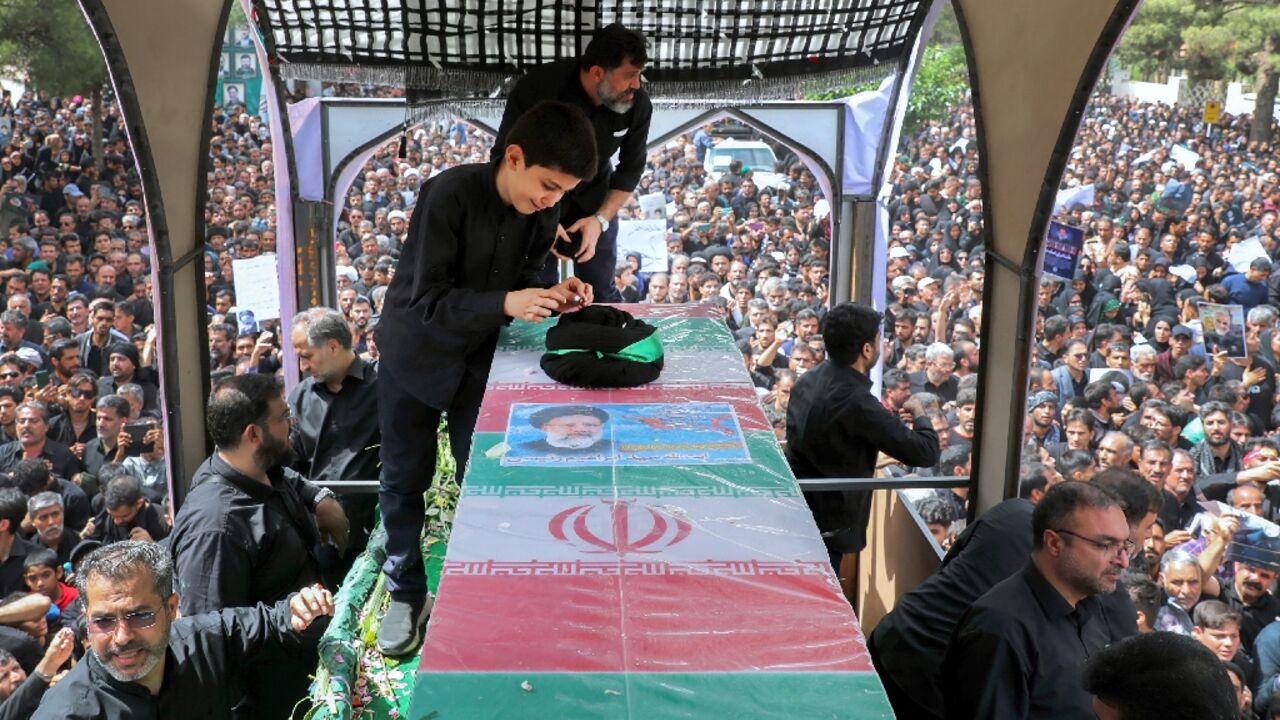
[277,62,892,105]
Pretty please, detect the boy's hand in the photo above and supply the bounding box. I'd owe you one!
[504,288,568,322]
[550,278,593,313]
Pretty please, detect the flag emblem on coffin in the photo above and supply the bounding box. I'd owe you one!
[548,500,692,554]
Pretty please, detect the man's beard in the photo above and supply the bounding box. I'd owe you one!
[596,80,634,114]
[38,524,62,546]
[1061,551,1118,597]
[1207,431,1229,447]
[546,431,601,450]
[95,631,167,682]
[254,431,295,470]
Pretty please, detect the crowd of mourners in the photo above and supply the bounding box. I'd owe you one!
[871,93,1280,719]
[0,41,1276,715]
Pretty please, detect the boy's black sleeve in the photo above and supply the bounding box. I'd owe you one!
[407,182,510,334]
[515,210,560,291]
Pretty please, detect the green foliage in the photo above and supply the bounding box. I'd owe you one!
[0,0,106,96]
[803,80,882,102]
[930,1,963,48]
[802,1,969,133]
[1115,0,1280,84]
[801,45,969,134]
[903,44,968,133]
[1114,0,1198,80]
[1181,24,1235,81]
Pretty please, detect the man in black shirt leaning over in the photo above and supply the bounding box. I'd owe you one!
[941,481,1132,719]
[170,374,349,719]
[786,302,939,574]
[493,23,651,303]
[376,101,598,656]
[33,541,336,720]
[289,306,380,570]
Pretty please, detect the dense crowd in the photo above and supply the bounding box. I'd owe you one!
[0,39,1275,715]
[871,92,1280,719]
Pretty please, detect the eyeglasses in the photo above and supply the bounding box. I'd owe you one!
[0,372,19,380]
[1053,529,1136,557]
[70,387,95,398]
[87,610,158,635]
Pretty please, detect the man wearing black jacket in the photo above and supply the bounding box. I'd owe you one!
[493,23,651,303]
[786,302,940,572]
[169,374,348,719]
[375,101,598,656]
[32,541,334,720]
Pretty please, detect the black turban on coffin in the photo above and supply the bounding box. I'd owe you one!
[540,306,664,388]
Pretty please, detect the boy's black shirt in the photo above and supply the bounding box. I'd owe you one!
[377,162,558,409]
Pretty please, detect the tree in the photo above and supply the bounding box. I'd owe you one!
[803,45,969,135]
[1114,0,1279,142]
[1115,0,1199,81]
[901,44,968,134]
[1222,3,1280,143]
[0,0,110,170]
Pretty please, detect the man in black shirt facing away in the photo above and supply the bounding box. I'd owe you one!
[375,101,598,656]
[33,541,336,720]
[786,302,939,573]
[493,24,652,303]
[940,481,1132,719]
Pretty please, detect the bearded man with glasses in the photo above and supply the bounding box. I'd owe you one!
[32,541,335,719]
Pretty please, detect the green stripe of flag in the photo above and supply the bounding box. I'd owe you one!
[412,672,894,719]
[498,317,737,353]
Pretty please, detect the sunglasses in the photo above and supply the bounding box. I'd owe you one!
[0,372,19,380]
[71,387,95,398]
[87,610,159,635]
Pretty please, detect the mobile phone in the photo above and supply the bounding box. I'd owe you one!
[555,230,583,256]
[34,370,49,388]
[124,421,154,453]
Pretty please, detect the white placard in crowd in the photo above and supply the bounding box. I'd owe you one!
[637,192,668,219]
[616,219,668,274]
[1088,368,1132,385]
[1170,144,1201,169]
[233,254,281,321]
[1168,264,1197,284]
[1226,237,1268,274]
[1053,183,1094,213]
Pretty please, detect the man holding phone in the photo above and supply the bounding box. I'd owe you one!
[493,23,652,304]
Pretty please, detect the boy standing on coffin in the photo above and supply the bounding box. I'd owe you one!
[375,101,598,656]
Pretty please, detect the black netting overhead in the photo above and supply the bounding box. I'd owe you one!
[255,0,920,99]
